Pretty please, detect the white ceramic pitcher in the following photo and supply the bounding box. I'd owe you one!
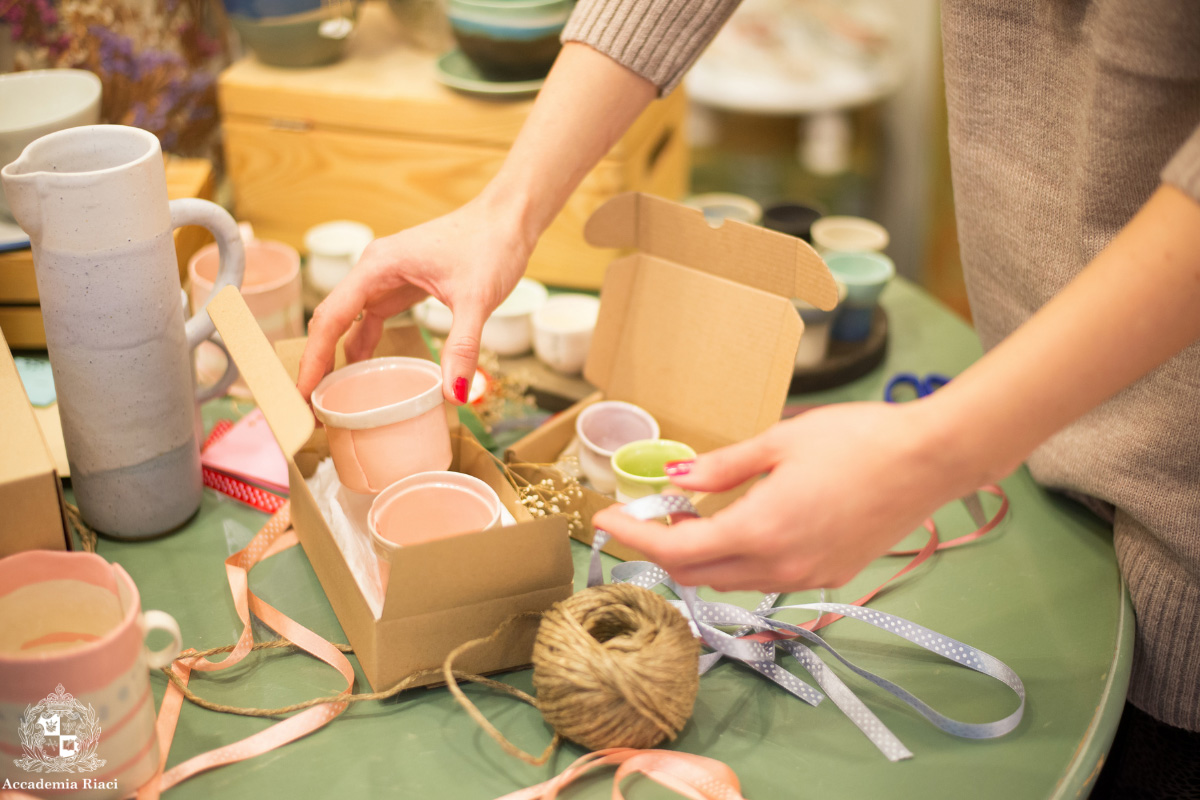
[1,125,245,538]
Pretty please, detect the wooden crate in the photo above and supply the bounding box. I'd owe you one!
[0,157,216,348]
[218,1,689,290]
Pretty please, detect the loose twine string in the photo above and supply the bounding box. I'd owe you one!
[160,581,702,770]
[154,623,544,738]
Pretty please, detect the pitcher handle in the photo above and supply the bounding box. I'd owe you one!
[171,198,245,349]
[196,333,239,403]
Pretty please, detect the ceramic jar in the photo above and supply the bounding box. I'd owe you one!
[532,293,600,375]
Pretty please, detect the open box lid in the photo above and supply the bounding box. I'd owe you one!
[208,286,315,462]
[582,193,837,451]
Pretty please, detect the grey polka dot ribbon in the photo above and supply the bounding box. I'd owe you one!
[590,494,1026,762]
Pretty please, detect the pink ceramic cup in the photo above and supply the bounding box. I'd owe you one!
[367,471,503,589]
[0,551,182,799]
[190,236,303,340]
[311,357,453,494]
[190,236,303,395]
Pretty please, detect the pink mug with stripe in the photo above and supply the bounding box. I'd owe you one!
[0,551,181,799]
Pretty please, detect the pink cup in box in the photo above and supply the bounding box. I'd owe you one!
[368,470,503,590]
[0,551,182,799]
[311,357,453,494]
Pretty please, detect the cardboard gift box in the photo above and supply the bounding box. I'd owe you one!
[0,330,70,557]
[207,287,573,692]
[217,1,688,290]
[507,192,838,561]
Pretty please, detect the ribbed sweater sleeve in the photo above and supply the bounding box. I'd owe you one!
[561,0,743,95]
[1162,123,1200,204]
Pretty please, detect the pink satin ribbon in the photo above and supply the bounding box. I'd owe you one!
[494,749,748,800]
[133,503,354,800]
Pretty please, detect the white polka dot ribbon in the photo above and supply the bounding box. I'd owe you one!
[591,494,1026,763]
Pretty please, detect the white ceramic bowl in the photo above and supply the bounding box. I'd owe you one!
[416,278,548,356]
[574,400,659,495]
[0,69,101,220]
[483,278,547,356]
[810,216,889,254]
[303,220,374,296]
[683,192,763,226]
[532,293,600,375]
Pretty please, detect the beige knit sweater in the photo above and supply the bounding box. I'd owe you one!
[563,0,1200,730]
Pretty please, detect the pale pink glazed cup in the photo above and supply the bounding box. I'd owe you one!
[0,551,182,799]
[368,471,503,589]
[311,357,453,494]
[575,400,660,495]
[190,236,303,396]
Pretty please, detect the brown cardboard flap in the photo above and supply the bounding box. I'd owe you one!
[584,257,803,448]
[584,192,839,311]
[382,515,572,617]
[208,286,314,459]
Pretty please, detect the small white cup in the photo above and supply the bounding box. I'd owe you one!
[416,278,549,357]
[533,293,600,375]
[304,220,374,297]
[575,401,659,495]
[810,216,889,255]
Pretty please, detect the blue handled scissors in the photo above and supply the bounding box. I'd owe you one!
[883,372,951,403]
[882,372,988,527]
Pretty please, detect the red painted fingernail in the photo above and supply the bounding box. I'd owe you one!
[664,459,694,476]
[453,377,468,403]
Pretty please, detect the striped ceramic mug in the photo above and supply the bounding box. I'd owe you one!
[0,551,181,799]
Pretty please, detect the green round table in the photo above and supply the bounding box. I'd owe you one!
[86,278,1131,799]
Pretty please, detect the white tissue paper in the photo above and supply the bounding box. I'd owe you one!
[306,457,517,620]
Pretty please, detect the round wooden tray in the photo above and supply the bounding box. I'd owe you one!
[789,307,889,394]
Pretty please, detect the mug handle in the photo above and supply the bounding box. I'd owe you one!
[171,198,245,351]
[195,332,239,403]
[140,610,183,670]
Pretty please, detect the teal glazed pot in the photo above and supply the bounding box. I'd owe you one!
[224,0,360,68]
[447,0,574,81]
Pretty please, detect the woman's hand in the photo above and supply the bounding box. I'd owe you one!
[592,400,989,594]
[296,192,535,404]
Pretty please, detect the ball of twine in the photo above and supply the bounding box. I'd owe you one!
[532,583,700,751]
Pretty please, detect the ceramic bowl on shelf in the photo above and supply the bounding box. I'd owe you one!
[223,0,360,68]
[0,69,101,222]
[683,192,763,226]
[446,0,573,81]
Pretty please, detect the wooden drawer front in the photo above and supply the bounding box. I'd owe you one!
[223,117,688,289]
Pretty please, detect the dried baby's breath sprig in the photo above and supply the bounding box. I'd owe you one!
[493,456,587,536]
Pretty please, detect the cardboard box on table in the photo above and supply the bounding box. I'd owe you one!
[506,193,839,562]
[206,287,573,692]
[0,330,70,557]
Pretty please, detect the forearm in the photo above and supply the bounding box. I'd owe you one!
[924,184,1200,487]
[480,42,656,249]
